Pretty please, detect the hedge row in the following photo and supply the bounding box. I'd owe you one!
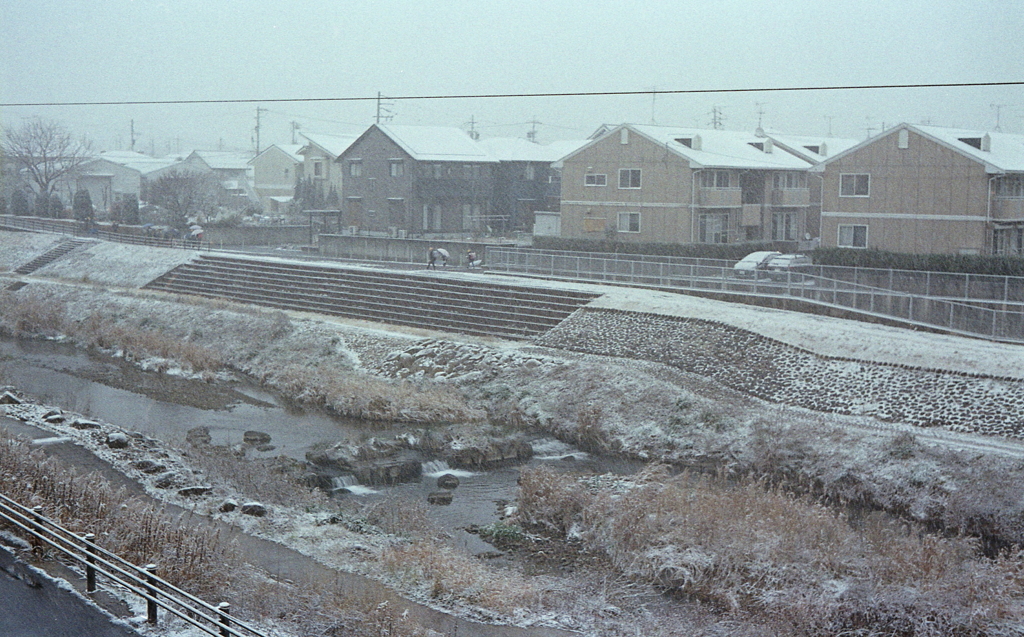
[532,237,1024,276]
[810,247,1024,276]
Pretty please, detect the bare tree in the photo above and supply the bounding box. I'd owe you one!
[2,119,93,196]
[147,170,218,230]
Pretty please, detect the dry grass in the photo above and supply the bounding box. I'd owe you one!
[515,465,1024,636]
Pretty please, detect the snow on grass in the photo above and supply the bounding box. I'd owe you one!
[0,231,65,271]
[34,240,200,288]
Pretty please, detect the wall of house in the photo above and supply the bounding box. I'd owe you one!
[252,148,301,204]
[560,129,692,244]
[339,129,414,233]
[302,146,342,204]
[820,128,991,254]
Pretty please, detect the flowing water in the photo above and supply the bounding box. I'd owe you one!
[0,337,641,554]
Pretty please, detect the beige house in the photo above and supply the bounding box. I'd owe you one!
[813,123,1024,255]
[249,144,304,212]
[557,124,837,246]
[297,132,358,206]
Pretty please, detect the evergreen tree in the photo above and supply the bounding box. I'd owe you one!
[48,194,64,218]
[33,192,51,217]
[11,189,30,216]
[121,194,140,225]
[326,184,339,208]
[73,189,94,221]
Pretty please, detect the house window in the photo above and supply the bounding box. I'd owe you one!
[389,161,404,177]
[313,161,323,177]
[996,176,1024,198]
[284,168,290,178]
[348,161,362,177]
[701,170,731,188]
[698,213,728,243]
[585,173,607,186]
[994,226,1024,255]
[838,224,868,248]
[618,169,641,189]
[617,212,640,233]
[422,204,442,230]
[840,174,870,197]
[773,173,807,189]
[524,165,536,181]
[772,211,798,241]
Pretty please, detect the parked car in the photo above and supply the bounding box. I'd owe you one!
[732,251,781,278]
[764,253,814,281]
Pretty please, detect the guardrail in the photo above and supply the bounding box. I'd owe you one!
[0,492,270,637]
[0,215,209,251]
[486,247,1024,343]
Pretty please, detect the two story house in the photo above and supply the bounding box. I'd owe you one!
[249,144,304,212]
[813,123,1024,255]
[297,132,358,207]
[336,124,499,236]
[558,124,824,246]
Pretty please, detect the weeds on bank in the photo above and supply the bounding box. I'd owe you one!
[515,465,1024,636]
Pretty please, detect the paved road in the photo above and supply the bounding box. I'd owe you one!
[0,546,141,637]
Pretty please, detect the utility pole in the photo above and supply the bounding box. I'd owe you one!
[465,115,480,140]
[254,106,268,154]
[130,119,138,152]
[991,104,1006,131]
[708,106,724,130]
[375,92,394,124]
[755,103,766,132]
[824,115,834,137]
[291,121,301,144]
[526,118,540,142]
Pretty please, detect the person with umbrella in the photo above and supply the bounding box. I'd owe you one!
[427,247,449,269]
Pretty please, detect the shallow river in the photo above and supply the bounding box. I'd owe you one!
[0,337,639,553]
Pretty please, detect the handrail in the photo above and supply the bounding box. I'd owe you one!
[486,246,1024,343]
[0,492,270,637]
[0,214,208,252]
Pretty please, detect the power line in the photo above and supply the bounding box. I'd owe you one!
[4,80,1021,108]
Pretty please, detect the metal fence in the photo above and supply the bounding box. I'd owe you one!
[0,492,268,637]
[0,214,209,251]
[485,247,1024,343]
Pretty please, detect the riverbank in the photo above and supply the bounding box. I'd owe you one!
[5,234,1024,635]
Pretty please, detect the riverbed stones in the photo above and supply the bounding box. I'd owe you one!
[154,471,180,489]
[219,499,238,513]
[240,502,267,517]
[185,426,212,446]
[105,432,130,449]
[447,438,533,469]
[0,391,21,405]
[70,417,101,430]
[133,459,167,474]
[243,430,271,446]
[427,491,453,505]
[178,485,213,498]
[436,473,460,489]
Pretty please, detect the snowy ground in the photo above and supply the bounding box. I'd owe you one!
[7,237,1024,379]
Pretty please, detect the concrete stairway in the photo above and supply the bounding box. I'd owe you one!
[143,254,601,340]
[13,238,92,274]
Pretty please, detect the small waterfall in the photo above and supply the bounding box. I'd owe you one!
[422,459,476,478]
[331,474,375,495]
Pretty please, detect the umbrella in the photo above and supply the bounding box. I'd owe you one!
[436,248,450,259]
[189,224,203,231]
[190,228,203,236]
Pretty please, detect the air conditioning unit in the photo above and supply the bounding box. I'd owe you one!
[397,229,407,239]
[347,225,358,235]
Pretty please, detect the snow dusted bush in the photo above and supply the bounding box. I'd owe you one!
[514,466,1024,636]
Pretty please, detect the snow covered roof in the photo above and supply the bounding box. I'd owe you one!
[759,131,860,163]
[560,124,814,170]
[815,123,1024,174]
[251,144,304,164]
[629,125,815,170]
[188,150,254,170]
[913,125,1024,172]
[90,151,182,175]
[299,133,359,159]
[376,124,497,163]
[478,137,589,163]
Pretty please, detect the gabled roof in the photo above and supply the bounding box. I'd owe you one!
[250,144,304,164]
[298,133,358,159]
[373,124,497,163]
[559,124,814,170]
[90,150,182,175]
[478,137,588,163]
[187,150,254,171]
[813,123,1024,173]
[759,131,859,164]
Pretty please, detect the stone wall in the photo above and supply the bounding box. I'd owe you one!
[536,308,1024,438]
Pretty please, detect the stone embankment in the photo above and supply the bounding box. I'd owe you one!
[535,308,1024,438]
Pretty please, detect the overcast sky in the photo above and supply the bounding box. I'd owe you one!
[2,0,1021,153]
